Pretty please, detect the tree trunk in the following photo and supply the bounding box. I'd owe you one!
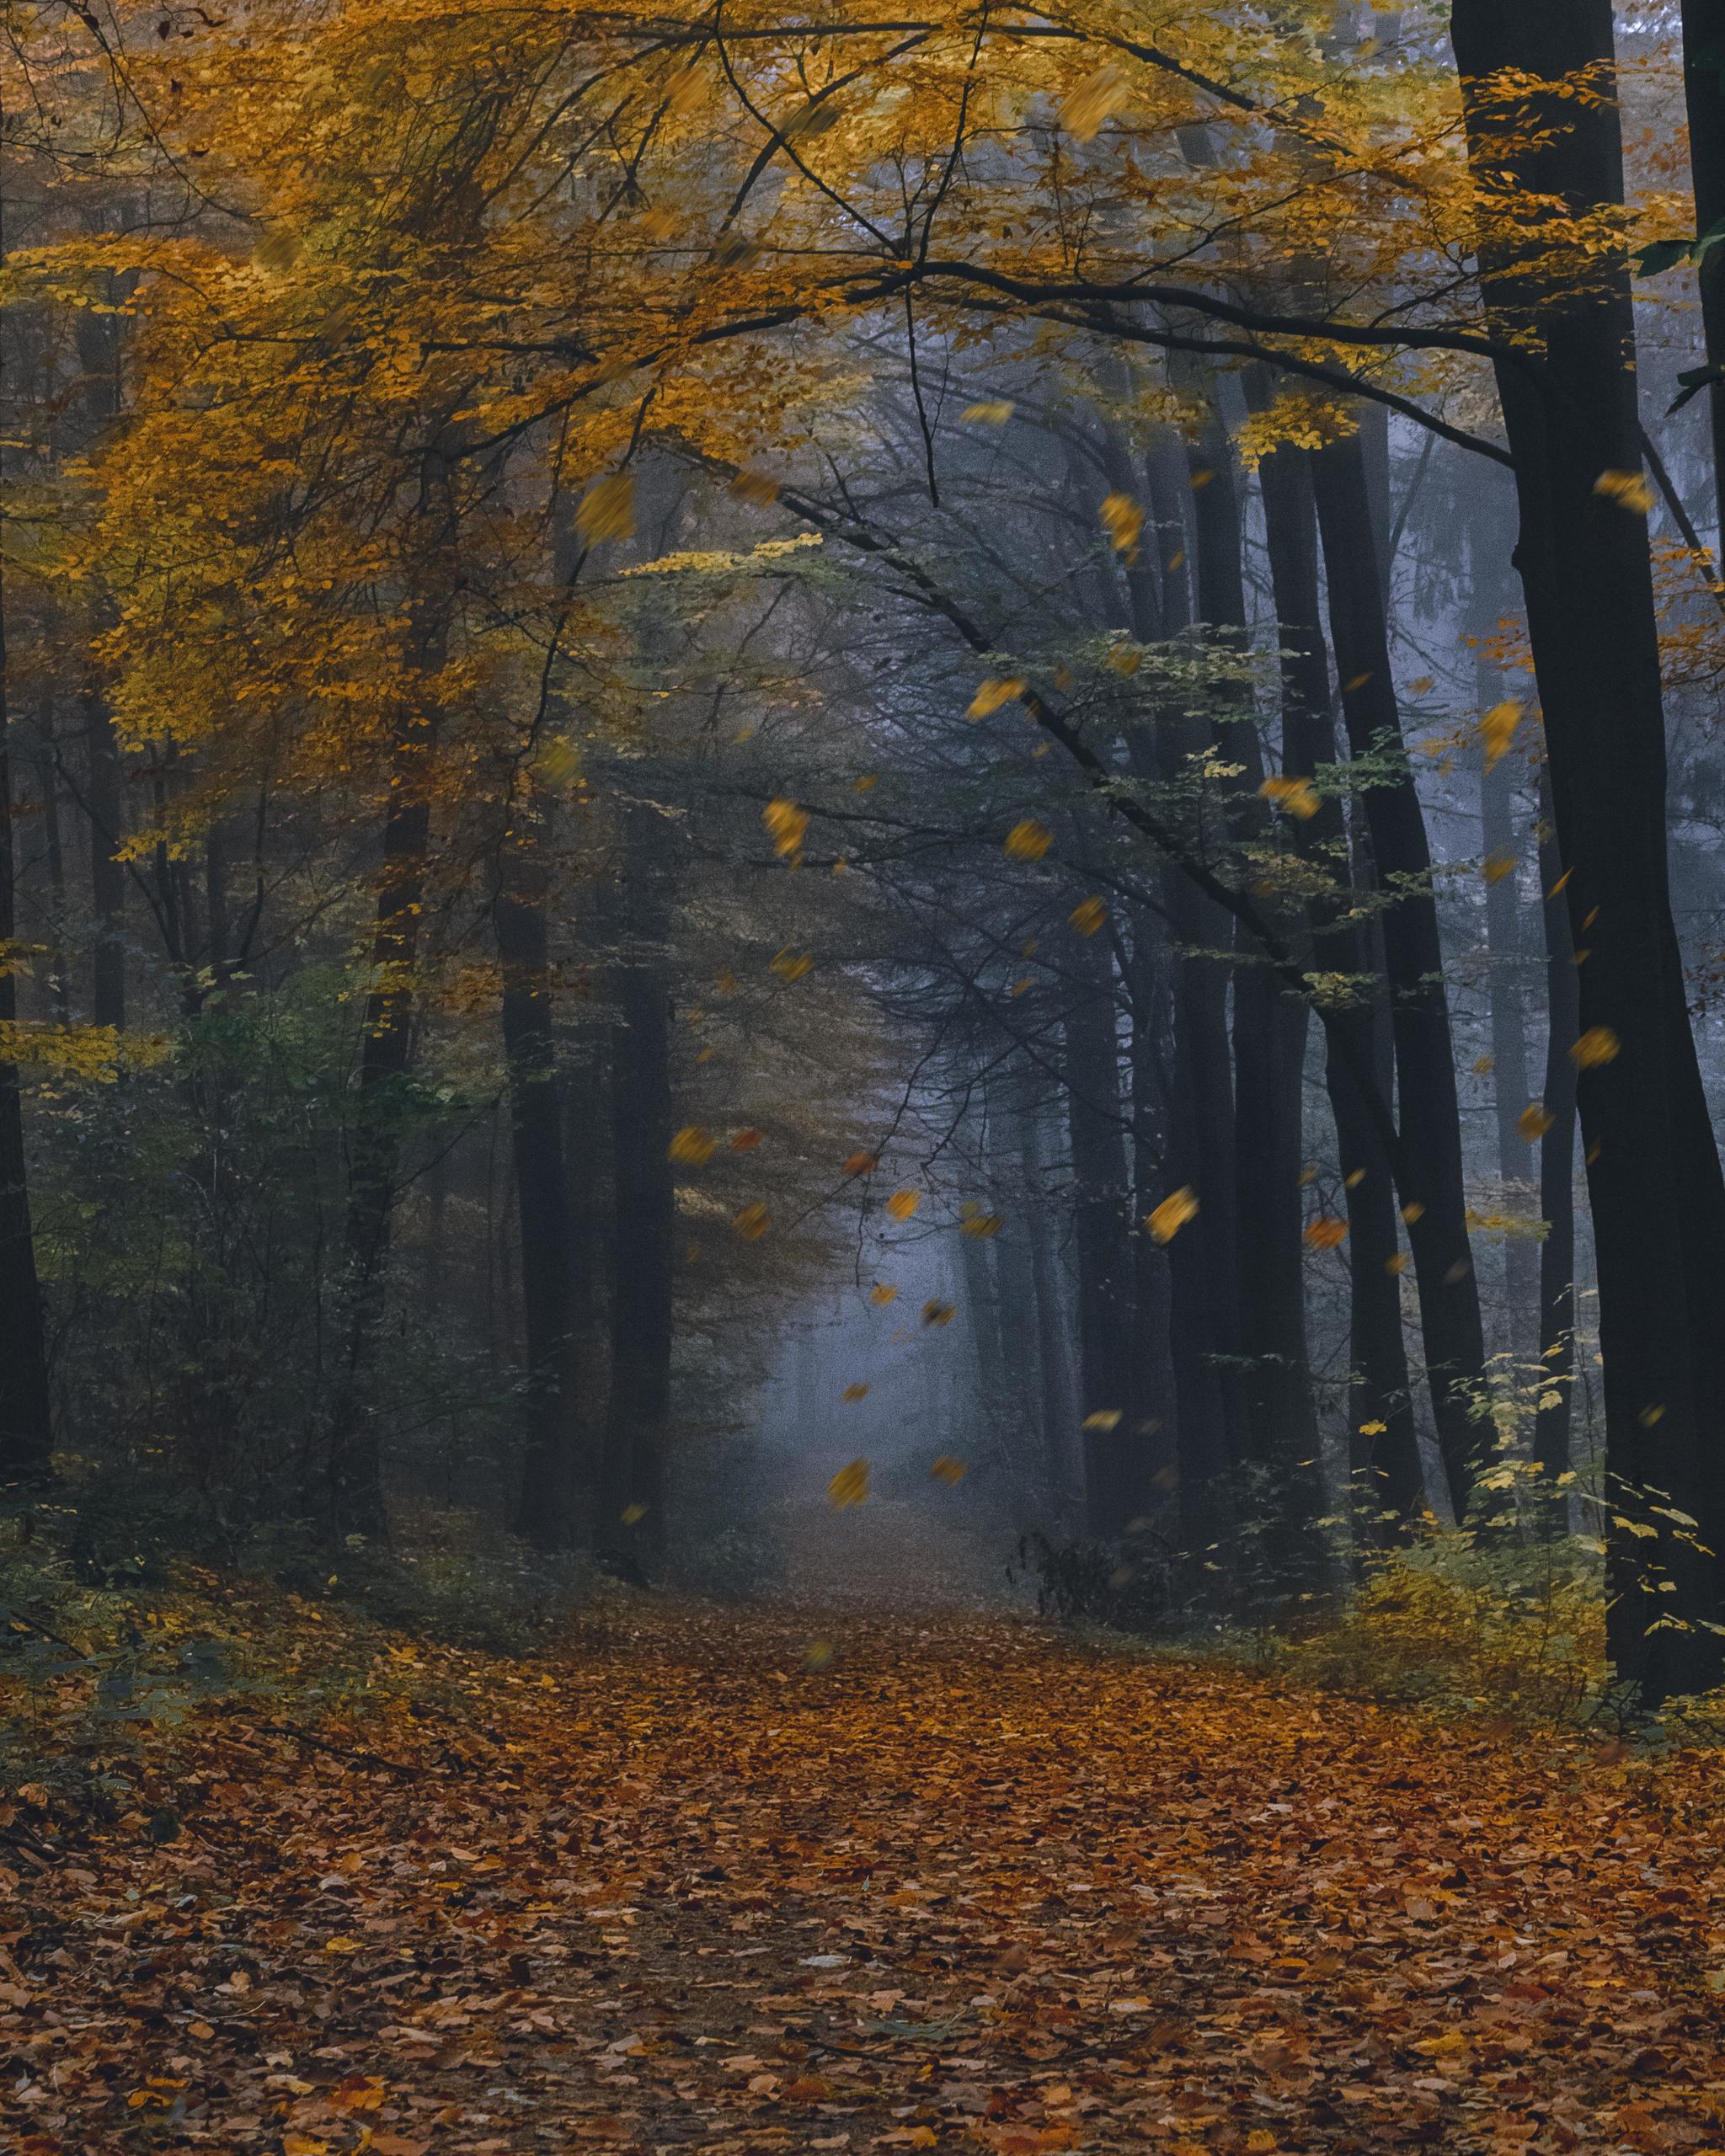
[1535,766,1580,1494]
[1311,431,1486,1515]
[605,807,676,1571]
[1253,416,1423,1523]
[1683,0,1725,524]
[1453,0,1725,1699]
[83,683,126,1029]
[495,817,583,1550]
[1478,714,1540,1353]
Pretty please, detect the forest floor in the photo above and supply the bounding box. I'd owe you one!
[7,1600,1725,2156]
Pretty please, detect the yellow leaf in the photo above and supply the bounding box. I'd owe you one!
[1401,1200,1426,1223]
[729,466,780,505]
[1385,1252,1410,1275]
[1100,490,1144,558]
[1105,641,1144,675]
[1481,698,1522,771]
[869,1283,899,1305]
[804,1637,835,1671]
[922,1299,955,1326]
[1472,1053,1496,1074]
[843,1149,879,1177]
[886,1187,921,1221]
[733,1202,771,1241]
[968,676,1026,720]
[576,472,635,545]
[1146,1187,1199,1244]
[669,1125,716,1166]
[964,400,1015,424]
[1570,1025,1621,1067]
[323,1935,363,1955]
[1304,1217,1348,1251]
[1003,819,1053,862]
[1259,773,1321,820]
[841,1382,870,1402]
[1359,1420,1387,1436]
[930,1455,967,1484]
[828,1459,870,1508]
[1519,1102,1555,1141]
[1594,467,1657,514]
[730,1127,764,1151]
[771,947,814,981]
[960,1212,1004,1239]
[853,773,879,792]
[1069,895,1108,937]
[1482,850,1518,885]
[621,1502,648,1525]
[1060,63,1130,141]
[1083,1410,1123,1432]
[763,798,809,858]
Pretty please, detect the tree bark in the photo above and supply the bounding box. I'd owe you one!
[495,814,583,1550]
[1535,766,1579,1493]
[1683,0,1725,524]
[1311,430,1486,1515]
[1453,0,1725,1699]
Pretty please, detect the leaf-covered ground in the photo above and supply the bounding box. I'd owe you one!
[8,1605,1725,2154]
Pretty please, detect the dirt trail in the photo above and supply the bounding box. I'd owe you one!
[6,1608,1724,2153]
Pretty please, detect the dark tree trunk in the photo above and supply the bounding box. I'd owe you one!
[494,819,582,1550]
[1252,415,1422,1525]
[605,808,676,1571]
[1454,0,1725,1699]
[1479,723,1540,1353]
[1311,431,1486,1515]
[0,606,54,1490]
[1062,937,1137,1535]
[1535,768,1580,1493]
[1683,0,1725,522]
[1015,1094,1081,1526]
[1124,915,1179,1525]
[83,683,126,1029]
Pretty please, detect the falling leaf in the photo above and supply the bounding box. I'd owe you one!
[1070,895,1108,936]
[922,1299,955,1326]
[1386,1252,1410,1275]
[1482,850,1518,884]
[869,1283,899,1305]
[1481,698,1523,770]
[1059,62,1129,141]
[1519,1102,1555,1141]
[669,1125,717,1166]
[967,676,1026,720]
[828,1459,870,1508]
[763,798,809,858]
[885,1187,921,1220]
[1259,772,1321,819]
[1594,467,1657,514]
[1105,640,1144,675]
[323,1934,363,1955]
[1083,1410,1124,1432]
[930,1455,967,1484]
[964,399,1015,424]
[1004,819,1052,862]
[1146,1187,1199,1244]
[1304,1216,1348,1251]
[1343,670,1373,691]
[1401,1200,1426,1223]
[960,1211,1004,1238]
[621,1502,648,1526]
[841,1382,870,1402]
[1571,1025,1621,1067]
[843,1149,879,1177]
[1011,976,1034,996]
[771,947,814,981]
[729,1128,764,1153]
[1100,491,1144,558]
[1472,1053,1496,1075]
[853,773,879,792]
[733,1202,771,1240]
[804,1638,835,1671]
[729,466,781,504]
[1359,1420,1387,1437]
[576,472,635,544]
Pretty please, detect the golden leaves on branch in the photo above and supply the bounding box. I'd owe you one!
[827,1460,870,1508]
[1146,1187,1199,1244]
[1059,64,1130,141]
[1003,819,1053,862]
[576,472,635,545]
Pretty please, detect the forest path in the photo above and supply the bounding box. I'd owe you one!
[11,1605,1725,2154]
